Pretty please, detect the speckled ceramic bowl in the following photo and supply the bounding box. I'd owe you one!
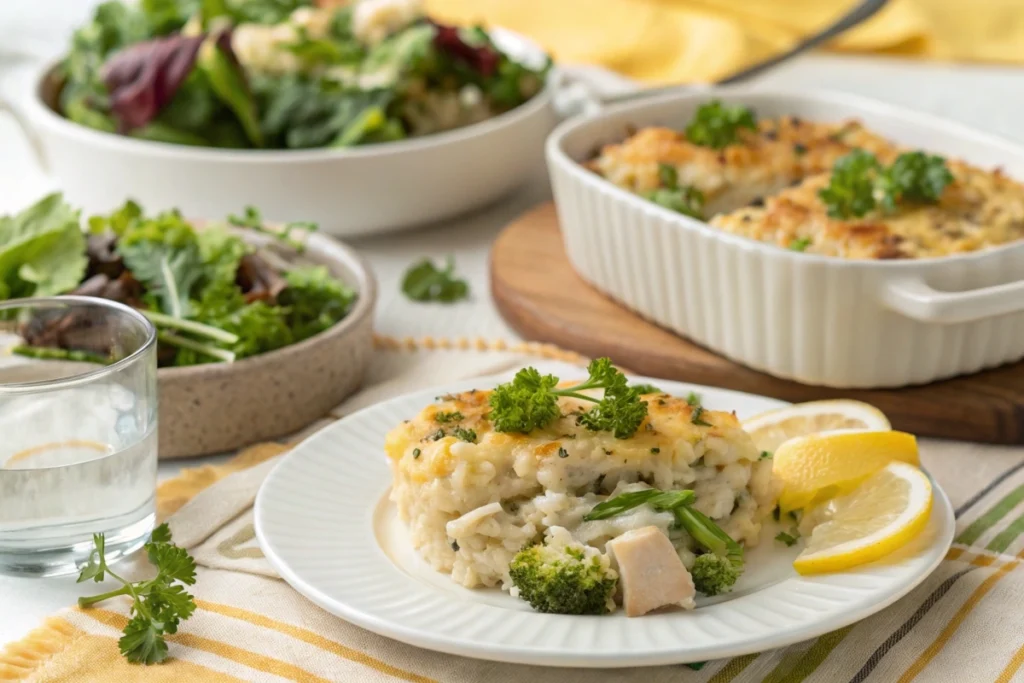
[157,230,375,458]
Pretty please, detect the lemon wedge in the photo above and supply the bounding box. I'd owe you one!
[742,400,891,453]
[794,462,933,574]
[774,430,919,512]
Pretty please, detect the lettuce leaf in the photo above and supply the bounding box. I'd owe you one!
[279,265,355,340]
[102,34,206,131]
[0,194,87,300]
[117,210,205,317]
[196,31,264,147]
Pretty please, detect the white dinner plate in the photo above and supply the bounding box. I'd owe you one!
[254,375,955,668]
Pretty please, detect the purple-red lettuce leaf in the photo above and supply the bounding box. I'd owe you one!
[429,21,499,77]
[101,33,205,130]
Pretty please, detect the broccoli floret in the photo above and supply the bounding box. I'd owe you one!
[690,552,741,596]
[509,538,618,615]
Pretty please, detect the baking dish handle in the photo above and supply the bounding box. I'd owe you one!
[883,277,1024,324]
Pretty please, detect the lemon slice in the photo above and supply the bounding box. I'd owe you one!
[794,462,933,574]
[774,430,919,512]
[742,400,891,453]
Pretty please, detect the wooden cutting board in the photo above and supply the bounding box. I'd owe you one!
[490,203,1024,444]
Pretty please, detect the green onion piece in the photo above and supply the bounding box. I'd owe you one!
[673,505,744,567]
[157,331,236,363]
[10,345,111,365]
[584,488,694,521]
[142,310,239,345]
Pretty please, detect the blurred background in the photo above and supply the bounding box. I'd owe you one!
[3,0,1024,81]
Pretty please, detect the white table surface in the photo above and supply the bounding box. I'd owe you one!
[1,35,1023,646]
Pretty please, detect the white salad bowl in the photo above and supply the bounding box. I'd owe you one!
[547,89,1024,389]
[14,30,556,238]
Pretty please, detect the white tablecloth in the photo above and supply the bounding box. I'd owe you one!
[2,0,1024,647]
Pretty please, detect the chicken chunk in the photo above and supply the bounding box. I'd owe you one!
[607,526,696,617]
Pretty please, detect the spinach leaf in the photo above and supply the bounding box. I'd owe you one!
[254,75,396,149]
[130,121,210,146]
[225,0,310,25]
[196,32,264,147]
[140,0,198,35]
[158,70,220,133]
[59,1,152,133]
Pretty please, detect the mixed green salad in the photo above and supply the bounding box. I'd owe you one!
[1,194,355,367]
[58,0,550,149]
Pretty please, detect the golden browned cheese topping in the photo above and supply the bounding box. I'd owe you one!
[710,160,1024,259]
[587,117,899,216]
[384,389,752,482]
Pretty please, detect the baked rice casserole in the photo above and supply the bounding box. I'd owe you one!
[587,100,1024,259]
[385,360,778,616]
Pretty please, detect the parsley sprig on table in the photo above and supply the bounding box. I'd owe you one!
[487,358,648,439]
[401,256,470,303]
[685,100,757,150]
[818,150,954,219]
[77,523,197,665]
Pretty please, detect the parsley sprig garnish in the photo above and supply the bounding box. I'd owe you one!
[77,523,197,665]
[452,426,477,442]
[487,358,648,439]
[818,150,953,219]
[685,100,757,150]
[877,151,955,210]
[775,530,800,547]
[643,163,704,218]
[401,256,469,303]
[691,405,712,427]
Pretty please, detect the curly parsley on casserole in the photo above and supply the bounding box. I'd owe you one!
[586,100,1024,259]
[385,360,778,616]
[587,101,899,218]
[712,150,1024,259]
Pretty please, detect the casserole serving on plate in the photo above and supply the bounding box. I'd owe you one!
[546,89,1024,389]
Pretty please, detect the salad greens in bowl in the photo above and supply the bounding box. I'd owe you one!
[1,194,354,367]
[19,0,556,237]
[59,0,549,149]
[0,194,376,457]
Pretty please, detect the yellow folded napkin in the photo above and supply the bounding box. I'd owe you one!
[426,0,1024,83]
[2,338,1024,682]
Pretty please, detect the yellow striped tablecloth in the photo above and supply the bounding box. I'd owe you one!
[2,340,1023,682]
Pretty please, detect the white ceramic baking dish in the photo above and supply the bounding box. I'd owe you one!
[546,89,1024,389]
[9,30,555,238]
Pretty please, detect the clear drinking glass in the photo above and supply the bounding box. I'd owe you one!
[0,296,158,576]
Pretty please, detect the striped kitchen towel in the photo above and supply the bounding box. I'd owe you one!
[2,339,1023,682]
